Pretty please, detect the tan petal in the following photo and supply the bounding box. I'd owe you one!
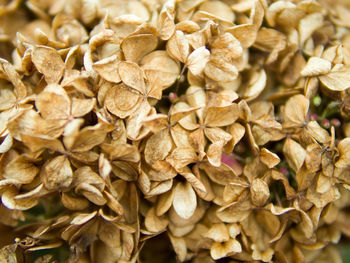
[3,156,39,184]
[76,183,107,206]
[204,223,230,242]
[142,114,168,133]
[282,94,309,128]
[319,66,350,91]
[173,181,197,219]
[207,142,224,167]
[156,188,175,216]
[186,46,210,75]
[92,55,121,83]
[298,12,323,45]
[200,162,242,185]
[225,123,245,153]
[204,127,232,144]
[283,138,306,172]
[168,234,187,262]
[119,61,146,94]
[71,211,97,225]
[0,59,27,99]
[210,239,242,260]
[260,148,280,168]
[166,147,197,170]
[166,30,190,63]
[71,97,96,118]
[141,50,180,91]
[2,187,38,210]
[300,57,332,77]
[32,46,65,84]
[121,34,158,63]
[211,33,242,60]
[105,85,141,118]
[243,69,267,101]
[250,178,270,207]
[145,207,168,233]
[158,3,176,40]
[205,104,239,127]
[35,84,71,120]
[145,129,173,165]
[42,155,73,191]
[0,245,17,263]
[199,1,234,22]
[204,59,238,82]
[69,122,114,152]
[226,24,257,48]
[61,192,90,210]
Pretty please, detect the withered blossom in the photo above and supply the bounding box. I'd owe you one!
[0,0,350,262]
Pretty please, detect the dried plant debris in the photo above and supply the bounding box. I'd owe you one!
[1,0,350,262]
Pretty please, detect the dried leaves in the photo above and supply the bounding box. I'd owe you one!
[0,0,350,262]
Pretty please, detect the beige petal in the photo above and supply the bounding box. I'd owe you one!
[210,239,242,260]
[166,147,197,170]
[200,162,242,185]
[0,59,27,99]
[204,58,238,82]
[76,183,107,206]
[243,69,267,100]
[186,46,210,76]
[119,61,146,94]
[205,104,239,127]
[260,148,280,168]
[145,207,168,233]
[319,66,350,91]
[299,12,323,45]
[71,211,97,225]
[211,33,242,60]
[282,94,309,128]
[283,138,306,172]
[71,97,96,118]
[158,3,176,40]
[32,46,65,84]
[42,155,73,191]
[105,85,141,118]
[35,84,70,120]
[204,223,230,242]
[173,181,197,219]
[300,57,332,77]
[226,24,257,48]
[2,187,38,210]
[168,234,187,262]
[121,34,158,63]
[69,122,114,152]
[92,55,121,83]
[166,30,190,63]
[61,192,90,210]
[145,129,173,165]
[156,188,175,216]
[141,50,180,92]
[3,156,39,184]
[250,178,270,207]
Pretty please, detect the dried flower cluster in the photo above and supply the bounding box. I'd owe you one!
[1,0,350,262]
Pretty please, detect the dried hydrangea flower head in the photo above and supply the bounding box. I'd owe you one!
[0,0,350,262]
